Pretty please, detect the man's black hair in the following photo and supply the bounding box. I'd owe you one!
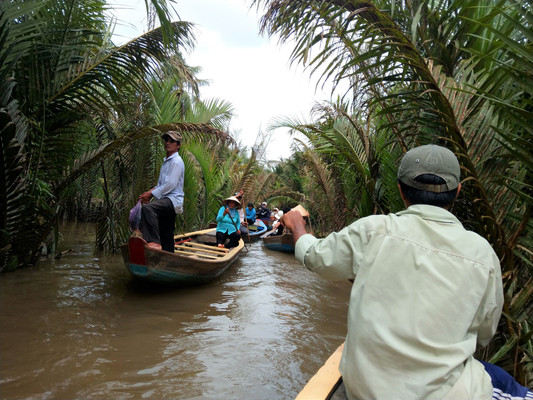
[399,174,458,208]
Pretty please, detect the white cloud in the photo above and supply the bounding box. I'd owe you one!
[107,0,334,160]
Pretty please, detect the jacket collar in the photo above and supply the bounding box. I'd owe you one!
[397,204,461,225]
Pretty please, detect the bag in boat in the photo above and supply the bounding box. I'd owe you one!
[129,200,142,231]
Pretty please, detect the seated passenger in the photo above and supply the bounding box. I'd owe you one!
[270,210,284,236]
[245,202,256,225]
[215,196,241,248]
[257,201,271,223]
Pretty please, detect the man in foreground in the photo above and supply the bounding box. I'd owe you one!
[139,131,184,252]
[283,145,531,399]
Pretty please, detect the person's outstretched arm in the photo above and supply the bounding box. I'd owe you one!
[281,211,308,243]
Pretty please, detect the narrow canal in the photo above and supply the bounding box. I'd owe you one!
[0,222,350,400]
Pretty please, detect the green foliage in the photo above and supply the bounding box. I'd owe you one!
[0,0,238,262]
[256,0,532,384]
[180,142,225,231]
[0,109,28,272]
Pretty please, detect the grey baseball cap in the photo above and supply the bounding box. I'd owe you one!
[398,145,460,193]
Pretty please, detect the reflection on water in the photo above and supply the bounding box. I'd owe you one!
[0,222,350,400]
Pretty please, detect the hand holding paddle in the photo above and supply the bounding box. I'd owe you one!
[281,206,308,244]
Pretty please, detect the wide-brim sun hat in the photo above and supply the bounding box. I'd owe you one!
[275,210,284,220]
[224,196,242,209]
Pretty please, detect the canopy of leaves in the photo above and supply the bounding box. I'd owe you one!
[255,0,532,384]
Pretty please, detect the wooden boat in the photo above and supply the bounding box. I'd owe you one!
[207,220,267,242]
[121,228,244,285]
[261,204,311,253]
[261,230,295,253]
[296,343,345,400]
[244,219,268,242]
[260,218,272,228]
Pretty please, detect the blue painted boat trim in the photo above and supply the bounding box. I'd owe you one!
[126,263,224,285]
[247,219,268,238]
[264,243,295,254]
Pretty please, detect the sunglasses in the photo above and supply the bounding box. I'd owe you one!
[163,136,177,143]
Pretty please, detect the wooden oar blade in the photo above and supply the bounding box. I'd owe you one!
[292,204,309,217]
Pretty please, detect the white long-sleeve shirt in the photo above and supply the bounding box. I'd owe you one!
[295,204,503,400]
[150,152,184,214]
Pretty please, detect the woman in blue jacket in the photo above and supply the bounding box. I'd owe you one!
[216,196,241,248]
[245,202,256,225]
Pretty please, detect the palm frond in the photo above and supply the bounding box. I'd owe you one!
[256,0,532,382]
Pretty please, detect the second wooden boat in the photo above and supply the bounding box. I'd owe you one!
[261,204,311,254]
[261,231,295,253]
[121,228,244,285]
[244,219,268,242]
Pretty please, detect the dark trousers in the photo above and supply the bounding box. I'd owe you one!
[141,197,176,252]
[272,225,283,236]
[216,230,241,248]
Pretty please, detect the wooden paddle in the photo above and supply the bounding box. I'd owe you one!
[292,204,310,217]
[240,195,252,242]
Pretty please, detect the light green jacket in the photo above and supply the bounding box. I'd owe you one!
[295,204,503,400]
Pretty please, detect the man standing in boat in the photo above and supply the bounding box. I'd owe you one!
[283,145,532,400]
[138,131,184,252]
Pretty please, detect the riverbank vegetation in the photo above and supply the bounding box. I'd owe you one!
[1,0,531,386]
[0,0,241,269]
[256,0,533,385]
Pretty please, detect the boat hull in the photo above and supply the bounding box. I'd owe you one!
[296,343,344,400]
[121,229,244,285]
[244,219,268,242]
[262,232,295,253]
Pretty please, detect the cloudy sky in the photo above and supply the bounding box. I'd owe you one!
[108,0,335,160]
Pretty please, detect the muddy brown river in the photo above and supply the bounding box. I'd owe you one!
[0,222,350,399]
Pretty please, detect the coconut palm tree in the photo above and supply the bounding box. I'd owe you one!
[270,99,404,233]
[254,0,532,383]
[92,58,239,249]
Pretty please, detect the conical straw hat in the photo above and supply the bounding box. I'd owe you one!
[224,196,242,209]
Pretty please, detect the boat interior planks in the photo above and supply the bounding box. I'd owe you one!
[121,228,243,285]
